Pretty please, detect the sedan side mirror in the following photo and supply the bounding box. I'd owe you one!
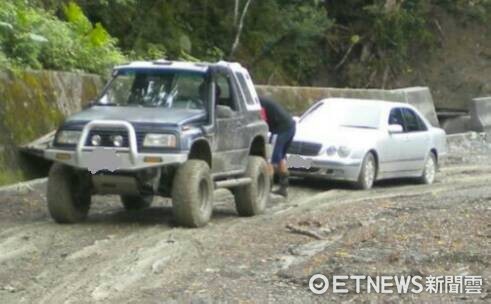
[388,124,404,134]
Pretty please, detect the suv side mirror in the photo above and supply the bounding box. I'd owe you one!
[216,105,234,119]
[388,124,404,134]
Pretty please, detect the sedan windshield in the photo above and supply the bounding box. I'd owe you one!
[97,69,208,110]
[300,102,381,129]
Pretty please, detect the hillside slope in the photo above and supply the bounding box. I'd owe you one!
[391,10,491,110]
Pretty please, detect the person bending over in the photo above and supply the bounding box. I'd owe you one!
[259,97,296,197]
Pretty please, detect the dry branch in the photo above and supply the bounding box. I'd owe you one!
[286,224,324,240]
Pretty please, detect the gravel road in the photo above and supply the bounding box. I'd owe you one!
[0,134,490,303]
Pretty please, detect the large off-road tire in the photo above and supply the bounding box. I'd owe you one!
[233,156,270,216]
[354,152,377,190]
[47,163,91,223]
[418,152,437,185]
[171,160,213,227]
[120,195,153,211]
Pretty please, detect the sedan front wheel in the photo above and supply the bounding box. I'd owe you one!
[354,152,377,190]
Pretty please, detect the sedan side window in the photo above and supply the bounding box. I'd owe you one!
[414,111,428,131]
[388,108,405,131]
[402,108,427,132]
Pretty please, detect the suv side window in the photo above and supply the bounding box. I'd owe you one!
[388,108,405,131]
[215,74,238,111]
[235,72,255,105]
[402,108,427,132]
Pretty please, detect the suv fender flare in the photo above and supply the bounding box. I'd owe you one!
[188,138,212,167]
[249,135,267,159]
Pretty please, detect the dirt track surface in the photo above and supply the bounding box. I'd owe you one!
[0,160,490,303]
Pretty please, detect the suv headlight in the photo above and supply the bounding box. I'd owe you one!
[337,146,351,158]
[56,130,81,145]
[143,134,177,148]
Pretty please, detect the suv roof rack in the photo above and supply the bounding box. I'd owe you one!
[152,59,173,65]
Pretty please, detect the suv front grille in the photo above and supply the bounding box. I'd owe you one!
[288,141,322,156]
[86,129,129,147]
[86,129,147,149]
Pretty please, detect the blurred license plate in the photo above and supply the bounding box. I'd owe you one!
[287,155,312,169]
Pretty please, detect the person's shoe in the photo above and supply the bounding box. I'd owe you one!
[273,173,289,197]
[273,186,288,197]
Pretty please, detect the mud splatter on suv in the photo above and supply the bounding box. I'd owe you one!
[42,60,270,227]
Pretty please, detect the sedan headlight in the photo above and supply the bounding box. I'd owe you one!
[143,134,177,148]
[337,146,351,158]
[325,145,337,156]
[56,130,81,145]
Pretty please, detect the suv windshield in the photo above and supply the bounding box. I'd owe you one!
[98,69,208,110]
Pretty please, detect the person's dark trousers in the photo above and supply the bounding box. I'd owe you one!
[272,123,296,197]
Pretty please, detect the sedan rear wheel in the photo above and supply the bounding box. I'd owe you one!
[355,152,376,190]
[418,152,436,185]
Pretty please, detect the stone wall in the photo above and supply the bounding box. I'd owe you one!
[255,85,440,127]
[0,70,102,184]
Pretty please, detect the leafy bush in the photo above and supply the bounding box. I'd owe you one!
[0,1,124,74]
[435,0,491,20]
[320,0,436,87]
[3,0,488,87]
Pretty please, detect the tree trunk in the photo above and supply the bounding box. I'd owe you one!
[229,0,253,58]
[233,0,240,25]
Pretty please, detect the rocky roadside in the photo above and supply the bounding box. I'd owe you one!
[0,133,489,303]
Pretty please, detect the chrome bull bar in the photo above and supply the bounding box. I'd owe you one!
[76,120,138,164]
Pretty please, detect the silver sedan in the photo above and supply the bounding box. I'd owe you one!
[287,98,447,189]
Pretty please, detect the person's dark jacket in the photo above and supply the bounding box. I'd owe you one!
[259,97,294,134]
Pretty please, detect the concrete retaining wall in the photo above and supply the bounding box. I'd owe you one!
[0,70,441,185]
[441,115,472,135]
[0,70,103,184]
[255,85,440,127]
[469,97,491,133]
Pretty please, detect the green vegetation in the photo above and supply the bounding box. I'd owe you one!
[0,0,489,85]
[0,0,124,74]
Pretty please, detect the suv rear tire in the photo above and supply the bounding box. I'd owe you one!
[234,156,270,216]
[120,195,153,211]
[171,160,213,227]
[47,163,91,223]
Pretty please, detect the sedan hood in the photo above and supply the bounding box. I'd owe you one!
[294,123,380,146]
[66,106,206,126]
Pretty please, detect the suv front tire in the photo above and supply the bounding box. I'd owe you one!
[171,160,214,227]
[47,163,92,223]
